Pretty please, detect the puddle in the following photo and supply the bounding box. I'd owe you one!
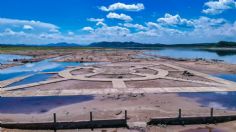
[179,74,236,110]
[181,127,225,132]
[0,95,94,114]
[7,73,54,87]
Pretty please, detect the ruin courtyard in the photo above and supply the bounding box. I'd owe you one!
[1,60,236,97]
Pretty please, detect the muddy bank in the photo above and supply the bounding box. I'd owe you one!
[1,93,236,123]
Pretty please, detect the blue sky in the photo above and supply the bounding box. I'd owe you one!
[0,0,236,45]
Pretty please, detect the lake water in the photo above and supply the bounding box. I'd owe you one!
[145,49,236,64]
[0,54,31,64]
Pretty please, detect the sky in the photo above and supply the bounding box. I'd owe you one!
[0,0,236,45]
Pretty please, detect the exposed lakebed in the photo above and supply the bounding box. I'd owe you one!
[1,52,236,113]
[144,48,236,110]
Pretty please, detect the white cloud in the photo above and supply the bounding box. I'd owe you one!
[100,2,144,12]
[203,0,236,15]
[146,22,161,29]
[49,28,60,33]
[23,25,34,30]
[0,18,67,45]
[3,28,17,35]
[1,16,236,45]
[124,16,236,44]
[93,25,130,36]
[0,18,59,32]
[82,26,94,32]
[192,16,227,28]
[84,16,236,44]
[107,12,133,21]
[87,18,106,26]
[68,31,74,36]
[157,13,193,26]
[87,18,104,22]
[96,21,106,26]
[123,23,146,30]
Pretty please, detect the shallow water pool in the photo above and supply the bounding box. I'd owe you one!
[179,74,236,110]
[0,95,94,114]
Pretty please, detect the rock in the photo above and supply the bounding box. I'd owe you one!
[118,75,123,79]
[182,70,194,76]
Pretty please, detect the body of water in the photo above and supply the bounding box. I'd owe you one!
[145,49,236,64]
[7,73,54,87]
[0,54,31,64]
[0,95,94,114]
[0,58,82,82]
[0,54,99,87]
[179,74,236,110]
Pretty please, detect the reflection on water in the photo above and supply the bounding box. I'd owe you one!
[0,95,94,114]
[8,73,54,87]
[0,53,104,87]
[0,59,74,74]
[0,54,31,64]
[0,72,30,81]
[0,58,83,82]
[179,92,236,110]
[145,49,236,64]
[214,74,236,82]
[181,127,225,132]
[179,74,236,110]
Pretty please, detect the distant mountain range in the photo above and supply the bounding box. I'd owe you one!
[1,41,236,48]
[45,42,82,47]
[0,42,82,47]
[89,41,236,48]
